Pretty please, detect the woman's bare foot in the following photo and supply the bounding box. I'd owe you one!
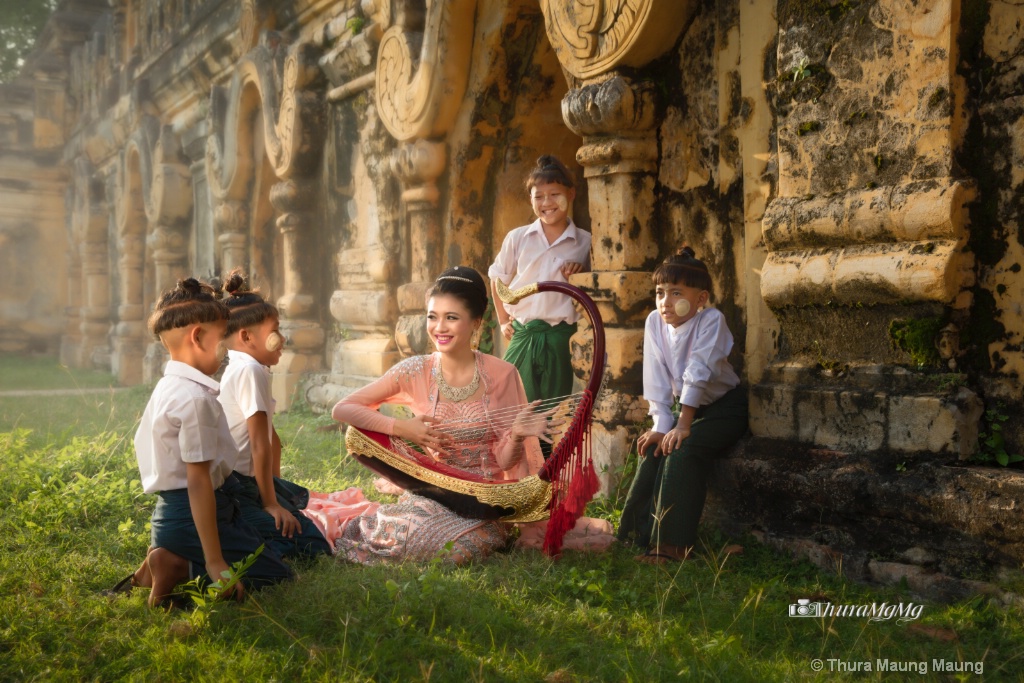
[146,547,190,608]
[636,543,693,564]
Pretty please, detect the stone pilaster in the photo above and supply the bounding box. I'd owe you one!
[60,249,83,368]
[215,200,248,271]
[750,0,981,458]
[269,178,324,408]
[391,139,446,356]
[141,224,187,382]
[539,0,698,492]
[113,231,146,385]
[79,240,111,368]
[562,76,661,489]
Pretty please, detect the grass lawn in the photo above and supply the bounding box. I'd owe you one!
[0,355,1020,681]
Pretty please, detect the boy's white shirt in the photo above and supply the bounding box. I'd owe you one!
[642,307,741,434]
[488,218,592,325]
[218,349,276,477]
[134,359,238,494]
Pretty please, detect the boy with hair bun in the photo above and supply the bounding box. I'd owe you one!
[108,277,291,606]
[488,155,591,410]
[218,269,331,559]
[617,248,749,563]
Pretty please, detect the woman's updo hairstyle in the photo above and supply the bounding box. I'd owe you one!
[427,266,488,320]
[652,246,714,296]
[222,268,279,335]
[526,155,575,193]
[148,277,229,338]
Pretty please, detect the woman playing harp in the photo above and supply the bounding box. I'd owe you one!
[304,266,614,564]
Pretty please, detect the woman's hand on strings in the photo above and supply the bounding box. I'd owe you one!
[511,400,565,444]
[394,415,449,452]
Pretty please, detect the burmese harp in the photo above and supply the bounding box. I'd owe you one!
[345,280,606,555]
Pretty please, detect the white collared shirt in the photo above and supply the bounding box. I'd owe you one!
[488,218,592,324]
[218,349,276,477]
[643,307,741,433]
[134,360,238,494]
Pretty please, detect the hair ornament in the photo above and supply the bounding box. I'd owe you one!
[437,275,474,284]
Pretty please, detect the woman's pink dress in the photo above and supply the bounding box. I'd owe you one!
[302,352,614,564]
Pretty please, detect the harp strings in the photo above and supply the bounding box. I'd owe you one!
[406,392,585,445]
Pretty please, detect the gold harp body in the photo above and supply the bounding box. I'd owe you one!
[345,426,553,523]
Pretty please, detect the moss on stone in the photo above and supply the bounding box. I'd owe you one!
[888,316,945,368]
[797,120,821,136]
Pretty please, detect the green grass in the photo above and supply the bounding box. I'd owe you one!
[0,355,122,391]
[0,356,1021,681]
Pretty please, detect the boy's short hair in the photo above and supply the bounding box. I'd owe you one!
[222,269,279,335]
[148,277,229,338]
[652,247,714,296]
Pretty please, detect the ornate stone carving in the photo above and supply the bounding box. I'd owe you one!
[374,0,478,141]
[206,40,325,198]
[539,0,697,80]
[390,139,446,206]
[116,117,192,234]
[240,0,276,53]
[562,76,659,176]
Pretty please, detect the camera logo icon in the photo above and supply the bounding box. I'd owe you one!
[789,599,823,617]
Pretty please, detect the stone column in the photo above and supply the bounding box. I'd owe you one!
[60,249,83,368]
[537,0,697,492]
[114,231,146,385]
[391,139,446,355]
[562,76,661,489]
[142,225,187,381]
[749,0,982,458]
[79,240,111,367]
[269,178,324,407]
[215,200,248,271]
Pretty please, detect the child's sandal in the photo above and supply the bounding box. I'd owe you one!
[100,573,137,597]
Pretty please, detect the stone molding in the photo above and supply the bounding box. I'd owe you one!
[761,241,974,308]
[539,0,696,81]
[762,179,975,251]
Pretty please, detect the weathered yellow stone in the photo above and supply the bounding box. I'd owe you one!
[762,179,972,250]
[761,241,970,307]
[569,270,653,327]
[330,289,398,327]
[334,336,400,379]
[888,390,982,459]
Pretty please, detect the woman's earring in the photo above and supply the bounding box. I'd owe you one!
[471,327,481,351]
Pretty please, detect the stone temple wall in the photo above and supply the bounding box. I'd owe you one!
[4,0,1024,581]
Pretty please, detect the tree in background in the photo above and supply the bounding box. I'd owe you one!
[0,0,57,83]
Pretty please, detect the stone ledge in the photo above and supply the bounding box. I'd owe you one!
[750,380,982,457]
[705,438,1024,595]
[745,531,1023,604]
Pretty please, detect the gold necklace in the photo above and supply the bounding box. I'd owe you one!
[436,355,480,402]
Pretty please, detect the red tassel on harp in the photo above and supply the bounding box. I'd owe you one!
[539,391,600,555]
